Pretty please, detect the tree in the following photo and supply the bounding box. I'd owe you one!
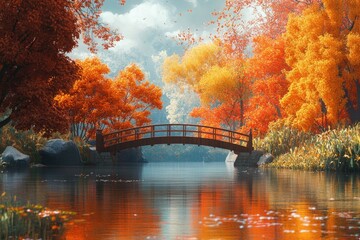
[0,0,79,134]
[281,1,360,131]
[162,41,251,131]
[55,57,113,140]
[105,63,163,132]
[245,35,289,135]
[56,57,162,141]
[0,0,123,134]
[163,42,222,90]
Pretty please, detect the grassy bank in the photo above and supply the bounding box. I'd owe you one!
[255,124,360,171]
[0,126,91,167]
[0,126,49,164]
[0,192,75,239]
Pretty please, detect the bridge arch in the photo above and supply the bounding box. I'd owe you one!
[96,124,253,154]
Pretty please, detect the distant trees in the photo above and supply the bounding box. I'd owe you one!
[56,57,162,141]
[0,0,123,134]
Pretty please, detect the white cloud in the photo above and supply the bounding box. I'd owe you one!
[101,2,172,30]
[185,0,198,8]
[151,50,168,64]
[100,1,173,54]
[68,36,95,60]
[164,30,180,39]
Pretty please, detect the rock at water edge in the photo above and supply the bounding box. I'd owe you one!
[257,153,274,166]
[225,151,238,162]
[2,146,30,167]
[39,139,82,166]
[234,150,264,167]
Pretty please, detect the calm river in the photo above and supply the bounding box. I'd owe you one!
[1,162,360,239]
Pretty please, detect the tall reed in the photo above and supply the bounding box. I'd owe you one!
[254,126,312,157]
[268,124,360,171]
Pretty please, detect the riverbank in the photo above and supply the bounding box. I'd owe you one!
[256,124,360,171]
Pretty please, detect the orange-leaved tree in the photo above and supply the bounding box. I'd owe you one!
[55,57,113,140]
[245,35,289,136]
[0,0,124,134]
[106,64,163,132]
[56,57,162,141]
[281,0,360,131]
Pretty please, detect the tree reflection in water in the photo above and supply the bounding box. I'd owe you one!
[1,163,360,239]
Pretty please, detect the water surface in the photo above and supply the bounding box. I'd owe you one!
[1,162,360,239]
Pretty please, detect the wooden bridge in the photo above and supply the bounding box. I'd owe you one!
[96,124,253,154]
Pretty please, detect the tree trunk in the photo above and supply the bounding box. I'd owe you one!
[274,105,282,118]
[344,80,360,124]
[0,115,11,129]
[240,99,244,127]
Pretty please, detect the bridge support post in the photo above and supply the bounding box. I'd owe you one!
[247,129,253,152]
[96,129,104,153]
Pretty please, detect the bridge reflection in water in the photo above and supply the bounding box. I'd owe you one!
[96,124,253,154]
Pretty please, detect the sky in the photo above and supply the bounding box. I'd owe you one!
[70,0,226,124]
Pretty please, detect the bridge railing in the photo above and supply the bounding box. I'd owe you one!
[97,124,252,152]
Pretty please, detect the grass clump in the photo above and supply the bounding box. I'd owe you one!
[267,124,360,171]
[0,192,75,239]
[254,125,312,157]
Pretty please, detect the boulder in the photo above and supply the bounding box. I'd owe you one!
[1,146,30,168]
[79,147,146,165]
[116,147,146,163]
[39,139,82,166]
[234,150,265,167]
[82,146,102,165]
[257,153,274,166]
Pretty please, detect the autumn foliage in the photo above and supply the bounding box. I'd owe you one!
[2,0,360,138]
[246,35,289,135]
[163,41,250,131]
[0,0,79,134]
[0,0,124,134]
[165,0,360,135]
[56,57,162,141]
[282,1,360,131]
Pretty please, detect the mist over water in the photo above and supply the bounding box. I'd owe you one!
[1,162,360,239]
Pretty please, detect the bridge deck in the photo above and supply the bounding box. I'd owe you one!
[96,124,253,154]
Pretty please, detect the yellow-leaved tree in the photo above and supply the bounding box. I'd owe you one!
[163,41,250,131]
[281,0,360,131]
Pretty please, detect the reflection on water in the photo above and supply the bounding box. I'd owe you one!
[1,162,360,239]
